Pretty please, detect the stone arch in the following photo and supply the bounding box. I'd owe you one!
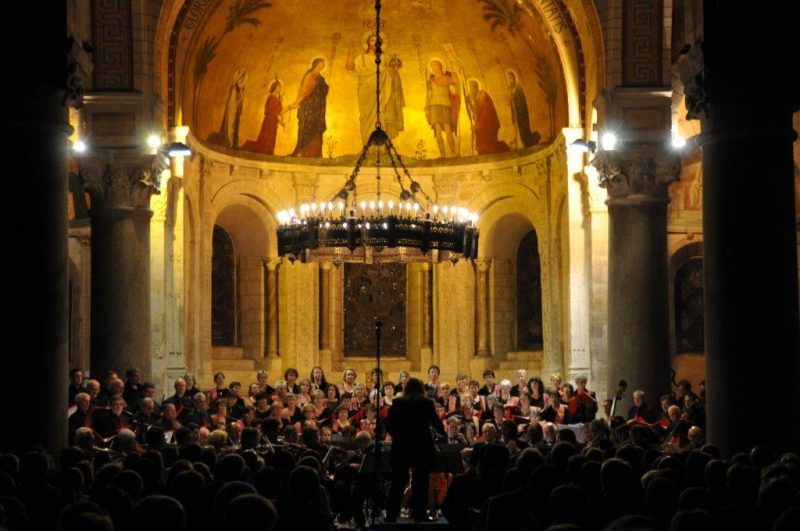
[211,224,236,346]
[471,187,544,258]
[516,229,544,350]
[213,203,270,258]
[482,211,536,359]
[204,200,273,362]
[209,181,278,256]
[477,202,564,371]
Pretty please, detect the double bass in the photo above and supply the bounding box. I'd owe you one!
[609,380,628,418]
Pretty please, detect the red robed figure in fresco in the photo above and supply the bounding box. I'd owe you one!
[469,79,509,155]
[242,79,284,155]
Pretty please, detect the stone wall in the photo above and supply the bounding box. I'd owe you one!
[176,136,588,389]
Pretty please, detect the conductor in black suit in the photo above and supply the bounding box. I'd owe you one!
[385,377,446,522]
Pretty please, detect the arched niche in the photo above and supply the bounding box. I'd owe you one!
[209,203,272,359]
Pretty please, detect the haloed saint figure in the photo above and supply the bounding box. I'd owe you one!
[207,67,249,148]
[506,70,540,149]
[289,57,329,157]
[346,32,405,143]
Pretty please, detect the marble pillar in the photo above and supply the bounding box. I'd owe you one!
[676,6,800,454]
[476,259,492,357]
[421,262,433,350]
[319,262,331,351]
[594,149,680,405]
[563,127,593,381]
[266,259,280,357]
[85,155,160,382]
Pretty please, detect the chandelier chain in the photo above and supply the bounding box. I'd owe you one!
[374,0,383,131]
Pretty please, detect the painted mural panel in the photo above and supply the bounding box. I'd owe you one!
[181,0,567,159]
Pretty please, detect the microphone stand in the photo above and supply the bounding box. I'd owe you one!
[371,319,383,526]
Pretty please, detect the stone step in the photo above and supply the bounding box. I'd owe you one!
[496,360,543,372]
[211,346,246,359]
[504,351,544,362]
[211,358,257,371]
[200,368,261,390]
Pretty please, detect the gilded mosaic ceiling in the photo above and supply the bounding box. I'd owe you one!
[180,0,568,160]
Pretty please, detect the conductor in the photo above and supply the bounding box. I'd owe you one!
[385,377,446,522]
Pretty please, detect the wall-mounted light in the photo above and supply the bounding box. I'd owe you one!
[570,139,597,153]
[671,133,686,149]
[164,142,192,157]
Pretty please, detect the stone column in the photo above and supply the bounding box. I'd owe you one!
[563,127,593,381]
[5,4,81,455]
[676,7,800,454]
[319,262,331,351]
[266,258,280,357]
[594,149,679,404]
[475,259,492,357]
[421,262,433,349]
[84,155,160,382]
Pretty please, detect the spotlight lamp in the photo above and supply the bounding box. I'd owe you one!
[570,139,597,153]
[165,141,192,157]
[151,142,192,175]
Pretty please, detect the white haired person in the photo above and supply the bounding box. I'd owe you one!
[497,379,516,406]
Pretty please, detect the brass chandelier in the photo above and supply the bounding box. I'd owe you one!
[276,0,479,264]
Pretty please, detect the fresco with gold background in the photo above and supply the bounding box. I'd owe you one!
[181,0,568,160]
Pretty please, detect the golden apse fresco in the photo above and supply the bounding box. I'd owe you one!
[181,0,568,160]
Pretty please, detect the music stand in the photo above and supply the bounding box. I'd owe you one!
[434,443,465,474]
[359,443,392,475]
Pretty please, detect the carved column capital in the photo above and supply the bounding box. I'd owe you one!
[476,258,492,272]
[673,41,709,124]
[592,149,680,201]
[65,35,91,109]
[81,154,162,210]
[265,258,282,272]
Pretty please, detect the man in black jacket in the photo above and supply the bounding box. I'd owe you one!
[386,377,445,522]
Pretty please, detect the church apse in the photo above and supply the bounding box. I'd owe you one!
[180,0,567,161]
